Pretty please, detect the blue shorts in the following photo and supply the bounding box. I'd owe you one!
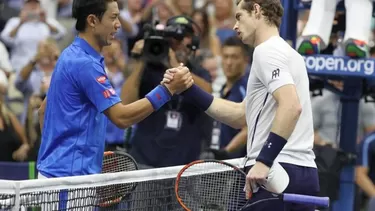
[239,163,320,211]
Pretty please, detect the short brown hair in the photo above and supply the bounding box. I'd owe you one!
[236,0,283,28]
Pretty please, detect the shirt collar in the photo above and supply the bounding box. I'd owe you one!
[73,36,104,64]
[220,75,247,98]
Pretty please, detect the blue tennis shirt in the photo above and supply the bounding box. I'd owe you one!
[37,37,122,177]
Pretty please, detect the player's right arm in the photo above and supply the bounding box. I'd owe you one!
[104,98,156,128]
[77,62,192,129]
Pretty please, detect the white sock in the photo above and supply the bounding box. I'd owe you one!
[301,0,341,48]
[344,0,373,44]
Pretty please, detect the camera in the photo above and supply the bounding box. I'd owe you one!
[141,16,200,65]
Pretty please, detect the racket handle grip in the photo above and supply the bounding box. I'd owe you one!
[283,193,330,208]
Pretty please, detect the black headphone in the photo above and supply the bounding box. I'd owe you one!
[166,15,201,52]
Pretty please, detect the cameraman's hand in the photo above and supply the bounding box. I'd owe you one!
[163,66,194,94]
[131,39,144,55]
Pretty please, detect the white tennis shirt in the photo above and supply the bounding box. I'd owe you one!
[245,36,316,168]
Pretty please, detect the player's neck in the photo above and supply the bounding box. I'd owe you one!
[254,24,279,47]
[78,32,102,53]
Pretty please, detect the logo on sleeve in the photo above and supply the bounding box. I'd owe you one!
[108,88,115,95]
[103,88,116,98]
[271,68,280,79]
[96,76,107,84]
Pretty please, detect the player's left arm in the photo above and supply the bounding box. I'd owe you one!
[254,47,301,168]
[270,85,302,139]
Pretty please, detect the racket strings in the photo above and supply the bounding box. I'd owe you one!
[97,153,137,207]
[177,162,247,210]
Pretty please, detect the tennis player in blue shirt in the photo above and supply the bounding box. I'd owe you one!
[36,0,193,178]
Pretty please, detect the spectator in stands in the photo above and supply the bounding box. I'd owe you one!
[0,0,66,72]
[200,50,225,97]
[0,71,30,162]
[209,36,249,159]
[0,40,12,74]
[192,9,221,57]
[151,1,175,25]
[57,0,73,18]
[312,81,375,147]
[356,132,375,211]
[117,0,141,58]
[102,39,127,151]
[140,1,175,30]
[211,0,236,44]
[121,16,212,168]
[168,0,193,16]
[120,0,146,56]
[14,38,60,125]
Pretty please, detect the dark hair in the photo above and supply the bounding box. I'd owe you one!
[236,0,283,28]
[72,0,116,32]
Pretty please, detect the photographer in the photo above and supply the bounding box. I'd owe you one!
[120,16,212,169]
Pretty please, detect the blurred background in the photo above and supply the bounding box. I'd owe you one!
[1,0,375,211]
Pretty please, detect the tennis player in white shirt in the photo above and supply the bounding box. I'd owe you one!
[163,0,319,210]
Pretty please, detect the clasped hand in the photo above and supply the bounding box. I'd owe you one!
[161,64,194,95]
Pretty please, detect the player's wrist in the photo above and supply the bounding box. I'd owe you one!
[256,132,287,168]
[145,85,172,110]
[163,83,175,95]
[181,84,214,111]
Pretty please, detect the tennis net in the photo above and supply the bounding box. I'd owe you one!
[0,158,244,211]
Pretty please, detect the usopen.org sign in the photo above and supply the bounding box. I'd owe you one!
[302,55,375,78]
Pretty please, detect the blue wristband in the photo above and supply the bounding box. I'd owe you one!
[256,132,287,167]
[182,84,214,111]
[145,85,172,110]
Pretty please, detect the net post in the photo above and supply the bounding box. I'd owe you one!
[13,182,20,211]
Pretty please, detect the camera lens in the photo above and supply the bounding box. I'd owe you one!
[150,43,163,55]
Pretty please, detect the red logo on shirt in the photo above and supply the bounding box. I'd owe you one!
[109,88,115,95]
[103,90,111,98]
[96,76,107,84]
[156,93,161,100]
[103,88,116,98]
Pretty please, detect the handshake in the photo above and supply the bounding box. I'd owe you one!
[161,64,194,95]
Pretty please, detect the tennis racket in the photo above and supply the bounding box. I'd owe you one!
[175,159,330,211]
[96,150,139,208]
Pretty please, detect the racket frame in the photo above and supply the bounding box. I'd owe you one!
[175,159,330,211]
[98,150,139,208]
[175,159,248,211]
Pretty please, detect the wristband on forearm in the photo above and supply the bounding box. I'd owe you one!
[256,132,287,168]
[145,85,172,110]
[182,84,214,111]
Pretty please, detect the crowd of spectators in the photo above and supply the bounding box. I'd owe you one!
[1,0,375,210]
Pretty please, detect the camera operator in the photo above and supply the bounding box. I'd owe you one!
[120,16,212,169]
